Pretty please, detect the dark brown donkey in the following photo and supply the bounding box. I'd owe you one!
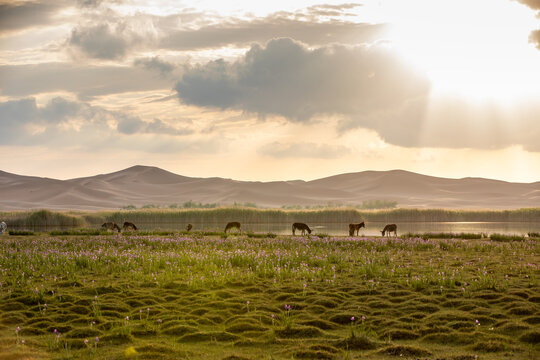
[292,222,312,235]
[381,224,397,237]
[123,222,137,231]
[349,222,365,236]
[224,222,241,233]
[102,222,121,233]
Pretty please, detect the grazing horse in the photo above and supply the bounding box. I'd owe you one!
[381,224,397,237]
[349,222,365,236]
[0,221,6,234]
[186,223,193,232]
[292,222,312,236]
[123,222,137,231]
[102,222,121,233]
[224,222,241,233]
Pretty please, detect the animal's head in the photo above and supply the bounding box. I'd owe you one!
[360,222,365,228]
[307,228,312,234]
[381,230,385,236]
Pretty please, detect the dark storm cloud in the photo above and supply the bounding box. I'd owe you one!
[69,23,129,60]
[258,141,350,159]
[0,97,191,146]
[175,38,430,121]
[0,1,67,34]
[0,63,174,99]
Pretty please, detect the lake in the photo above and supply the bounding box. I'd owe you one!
[131,221,538,236]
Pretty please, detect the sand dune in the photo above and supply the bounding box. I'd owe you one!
[0,166,538,210]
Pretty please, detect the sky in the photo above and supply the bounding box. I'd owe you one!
[1,0,540,183]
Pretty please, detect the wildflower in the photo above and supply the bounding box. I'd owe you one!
[157,319,162,324]
[16,326,20,334]
[53,329,57,334]
[95,336,99,342]
[351,316,355,322]
[84,339,89,344]
[124,346,138,357]
[361,316,366,321]
[475,319,480,326]
[126,316,129,321]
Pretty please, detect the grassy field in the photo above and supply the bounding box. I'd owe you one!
[0,233,539,359]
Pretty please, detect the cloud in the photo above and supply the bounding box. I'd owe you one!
[516,0,540,10]
[0,1,68,34]
[529,29,540,49]
[69,23,130,60]
[160,16,386,51]
[117,117,192,135]
[175,38,430,121]
[258,141,349,159]
[0,63,174,99]
[515,0,540,50]
[0,97,192,148]
[174,38,540,152]
[134,56,175,75]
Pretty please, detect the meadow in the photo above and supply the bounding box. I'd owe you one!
[0,232,538,359]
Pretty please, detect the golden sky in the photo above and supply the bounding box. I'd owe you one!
[1,0,540,182]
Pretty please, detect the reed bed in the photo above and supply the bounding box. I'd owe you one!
[2,207,539,230]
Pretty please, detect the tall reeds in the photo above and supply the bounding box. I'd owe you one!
[2,207,539,230]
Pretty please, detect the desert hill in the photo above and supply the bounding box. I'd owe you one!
[0,166,539,210]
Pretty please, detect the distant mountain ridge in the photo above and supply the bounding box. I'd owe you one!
[0,166,539,210]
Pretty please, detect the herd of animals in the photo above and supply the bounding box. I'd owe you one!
[1,220,538,237]
[100,220,399,236]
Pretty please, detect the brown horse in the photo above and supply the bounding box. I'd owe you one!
[123,222,137,231]
[349,222,365,236]
[292,222,312,235]
[102,222,121,233]
[186,223,193,232]
[224,222,241,233]
[381,224,397,237]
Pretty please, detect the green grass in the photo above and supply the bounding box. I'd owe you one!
[490,233,527,242]
[0,233,538,359]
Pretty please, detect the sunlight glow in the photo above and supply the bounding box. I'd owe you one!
[383,0,540,102]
